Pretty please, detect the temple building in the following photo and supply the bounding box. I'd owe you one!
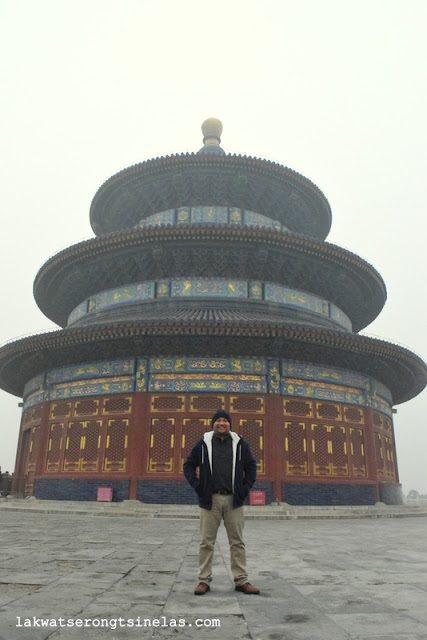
[0,119,425,505]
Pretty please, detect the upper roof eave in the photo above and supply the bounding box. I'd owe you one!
[89,152,332,240]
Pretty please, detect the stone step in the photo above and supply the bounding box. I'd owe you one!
[1,496,427,520]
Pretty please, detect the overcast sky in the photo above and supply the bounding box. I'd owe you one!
[0,0,426,493]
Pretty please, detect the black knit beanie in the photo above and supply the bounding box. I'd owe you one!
[211,409,232,429]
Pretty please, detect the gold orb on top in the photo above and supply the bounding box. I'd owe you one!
[201,118,223,145]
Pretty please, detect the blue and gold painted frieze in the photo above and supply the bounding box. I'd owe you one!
[67,278,352,331]
[134,206,287,232]
[149,357,267,375]
[191,206,228,225]
[90,282,155,314]
[22,356,392,417]
[172,279,248,298]
[249,281,263,299]
[136,359,149,392]
[265,283,329,316]
[370,397,393,417]
[244,210,281,231]
[267,360,280,394]
[49,376,135,400]
[23,372,46,399]
[229,208,243,225]
[282,378,366,406]
[282,362,371,391]
[330,304,352,331]
[68,300,88,325]
[372,379,393,404]
[176,207,191,224]
[23,389,46,409]
[149,374,266,393]
[136,210,175,227]
[156,280,171,298]
[46,359,135,384]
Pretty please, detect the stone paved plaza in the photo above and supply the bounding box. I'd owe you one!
[0,510,427,640]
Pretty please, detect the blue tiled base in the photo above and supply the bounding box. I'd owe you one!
[283,483,377,506]
[379,484,404,505]
[137,480,197,505]
[32,479,395,506]
[34,478,130,502]
[137,480,274,505]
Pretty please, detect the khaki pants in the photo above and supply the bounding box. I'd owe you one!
[199,493,247,586]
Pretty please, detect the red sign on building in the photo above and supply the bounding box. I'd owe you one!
[249,490,266,505]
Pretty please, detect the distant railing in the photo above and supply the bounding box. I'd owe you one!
[0,473,13,497]
[358,332,425,361]
[1,327,59,347]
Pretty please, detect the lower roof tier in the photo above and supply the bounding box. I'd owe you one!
[34,226,386,331]
[0,320,425,404]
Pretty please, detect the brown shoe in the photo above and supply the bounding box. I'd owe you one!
[235,582,260,594]
[194,582,210,595]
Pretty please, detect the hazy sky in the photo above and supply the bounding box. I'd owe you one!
[0,0,426,493]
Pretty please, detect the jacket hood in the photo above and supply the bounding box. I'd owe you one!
[203,431,240,445]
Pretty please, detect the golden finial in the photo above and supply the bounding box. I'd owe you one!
[201,118,223,146]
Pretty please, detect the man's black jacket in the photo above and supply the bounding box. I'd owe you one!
[183,430,257,510]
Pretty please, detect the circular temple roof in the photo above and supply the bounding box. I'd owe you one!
[1,119,424,410]
[33,226,387,331]
[0,320,425,404]
[89,153,332,240]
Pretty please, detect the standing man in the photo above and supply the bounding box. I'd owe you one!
[183,409,260,595]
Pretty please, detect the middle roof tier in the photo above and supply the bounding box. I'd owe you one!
[34,225,386,331]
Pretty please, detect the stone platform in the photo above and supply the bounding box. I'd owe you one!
[0,504,427,639]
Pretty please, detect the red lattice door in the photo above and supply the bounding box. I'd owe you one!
[63,421,84,472]
[284,422,308,475]
[148,417,175,472]
[329,425,349,476]
[238,418,264,473]
[181,417,210,471]
[311,424,331,476]
[46,423,65,472]
[81,421,102,472]
[349,428,367,477]
[103,419,128,472]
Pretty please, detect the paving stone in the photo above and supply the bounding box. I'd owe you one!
[350,636,427,640]
[294,583,396,614]
[56,547,118,561]
[328,611,427,636]
[403,609,427,626]
[49,629,154,640]
[249,616,352,640]
[152,614,248,639]
[0,609,58,640]
[54,571,124,588]
[0,583,41,607]
[0,510,426,640]
[66,559,136,574]
[0,571,57,585]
